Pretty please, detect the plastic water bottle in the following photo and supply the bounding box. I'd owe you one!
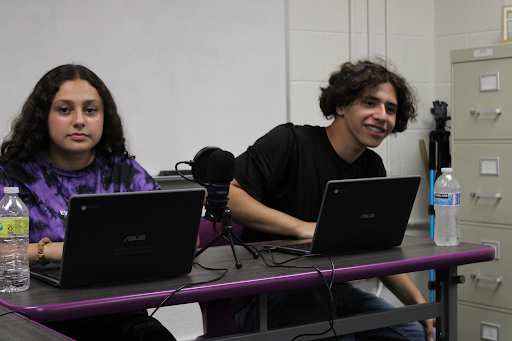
[0,187,30,293]
[434,168,460,246]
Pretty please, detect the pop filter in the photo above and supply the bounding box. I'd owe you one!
[190,146,221,186]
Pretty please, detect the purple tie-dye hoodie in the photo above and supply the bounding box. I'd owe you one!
[0,151,160,243]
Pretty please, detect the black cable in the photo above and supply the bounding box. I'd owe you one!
[139,262,229,341]
[0,309,31,319]
[248,245,339,341]
[149,262,228,315]
[174,161,201,185]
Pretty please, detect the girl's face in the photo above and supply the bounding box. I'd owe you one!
[47,80,104,160]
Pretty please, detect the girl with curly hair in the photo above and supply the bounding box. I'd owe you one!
[0,64,175,340]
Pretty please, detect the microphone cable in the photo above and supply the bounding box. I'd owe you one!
[140,262,229,341]
[174,161,204,186]
[0,309,31,319]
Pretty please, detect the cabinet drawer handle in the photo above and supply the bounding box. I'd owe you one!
[471,274,503,283]
[470,192,502,199]
[470,109,502,115]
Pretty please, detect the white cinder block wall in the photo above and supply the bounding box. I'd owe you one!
[160,1,512,339]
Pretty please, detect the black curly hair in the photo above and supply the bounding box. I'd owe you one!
[319,58,417,133]
[0,64,131,163]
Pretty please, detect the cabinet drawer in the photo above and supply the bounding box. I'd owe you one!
[453,143,512,225]
[459,303,512,341]
[458,224,511,309]
[453,58,512,140]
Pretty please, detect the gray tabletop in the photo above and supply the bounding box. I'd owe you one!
[0,235,495,324]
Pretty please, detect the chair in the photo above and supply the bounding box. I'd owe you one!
[196,217,243,340]
[197,216,244,248]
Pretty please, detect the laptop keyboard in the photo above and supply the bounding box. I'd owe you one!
[40,268,60,280]
[285,242,311,251]
[45,272,59,280]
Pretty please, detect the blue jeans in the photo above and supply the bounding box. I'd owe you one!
[234,283,426,341]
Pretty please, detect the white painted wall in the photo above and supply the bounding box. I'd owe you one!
[0,0,287,177]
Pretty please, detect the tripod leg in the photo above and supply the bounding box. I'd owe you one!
[195,233,225,258]
[195,230,253,268]
[227,234,243,269]
[232,234,259,259]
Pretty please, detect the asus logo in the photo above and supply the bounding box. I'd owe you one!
[124,235,146,241]
[360,213,375,219]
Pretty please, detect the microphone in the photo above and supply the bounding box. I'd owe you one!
[175,146,235,222]
[206,150,235,199]
[190,147,259,267]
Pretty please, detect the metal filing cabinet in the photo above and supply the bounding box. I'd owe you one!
[451,44,512,341]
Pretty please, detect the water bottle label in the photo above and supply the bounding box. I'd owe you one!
[434,192,461,206]
[0,218,29,238]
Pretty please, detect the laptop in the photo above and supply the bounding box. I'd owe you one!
[264,176,421,255]
[30,188,205,288]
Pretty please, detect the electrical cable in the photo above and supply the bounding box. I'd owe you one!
[150,263,228,315]
[139,262,229,341]
[247,245,340,341]
[202,228,340,339]
[0,309,31,319]
[174,161,200,185]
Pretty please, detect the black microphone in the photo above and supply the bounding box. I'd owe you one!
[193,147,259,267]
[206,150,235,199]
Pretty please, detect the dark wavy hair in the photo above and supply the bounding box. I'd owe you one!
[319,58,417,133]
[0,64,131,163]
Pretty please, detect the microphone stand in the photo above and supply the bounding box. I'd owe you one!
[427,100,451,302]
[194,197,259,269]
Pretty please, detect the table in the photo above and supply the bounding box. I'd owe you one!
[0,236,494,340]
[0,306,73,340]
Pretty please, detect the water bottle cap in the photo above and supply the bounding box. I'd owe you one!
[441,167,452,173]
[3,187,19,194]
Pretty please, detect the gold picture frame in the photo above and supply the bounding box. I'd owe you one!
[502,5,512,43]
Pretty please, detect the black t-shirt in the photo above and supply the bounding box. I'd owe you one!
[234,123,386,243]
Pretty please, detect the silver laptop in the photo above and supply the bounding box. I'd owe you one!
[30,188,205,288]
[264,176,421,255]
